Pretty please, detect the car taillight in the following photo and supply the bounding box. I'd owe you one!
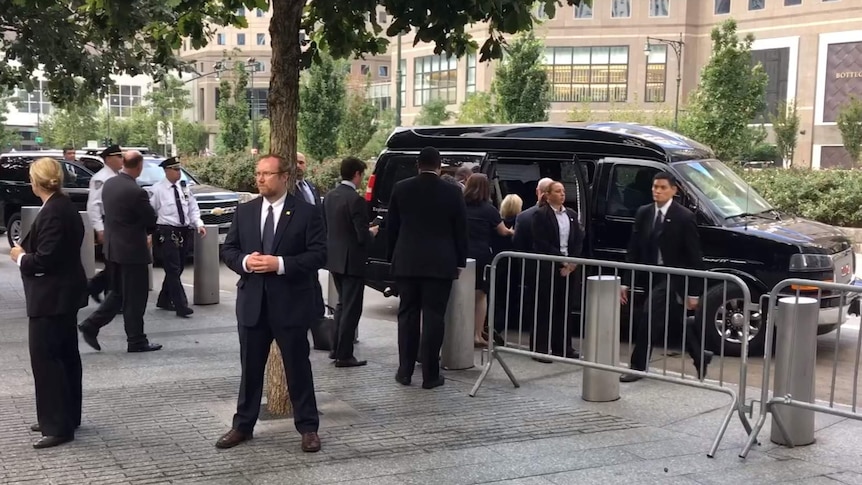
[365,174,376,202]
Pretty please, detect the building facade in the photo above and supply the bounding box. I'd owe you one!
[383,0,861,168]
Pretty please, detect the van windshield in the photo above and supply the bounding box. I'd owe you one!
[674,160,773,219]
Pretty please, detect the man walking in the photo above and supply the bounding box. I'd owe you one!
[217,154,326,453]
[388,147,467,389]
[323,157,378,368]
[149,157,205,318]
[620,172,712,382]
[78,150,162,353]
[85,145,123,302]
[295,152,327,323]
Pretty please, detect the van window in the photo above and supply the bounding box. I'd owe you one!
[79,156,105,174]
[0,157,32,183]
[606,165,658,217]
[494,158,585,220]
[374,155,417,205]
[63,163,91,188]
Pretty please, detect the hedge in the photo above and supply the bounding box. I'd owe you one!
[738,168,862,228]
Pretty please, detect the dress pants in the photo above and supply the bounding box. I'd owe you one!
[29,312,82,437]
[332,273,364,360]
[396,277,453,383]
[532,261,576,357]
[155,227,190,310]
[89,269,108,295]
[232,300,319,434]
[629,281,707,371]
[80,261,150,346]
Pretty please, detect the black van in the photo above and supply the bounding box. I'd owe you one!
[362,122,858,356]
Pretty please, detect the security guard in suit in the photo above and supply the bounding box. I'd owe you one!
[149,157,205,318]
[85,145,123,302]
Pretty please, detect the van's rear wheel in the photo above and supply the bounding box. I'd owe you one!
[702,285,766,357]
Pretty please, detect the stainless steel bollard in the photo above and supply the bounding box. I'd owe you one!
[582,275,622,402]
[193,224,220,305]
[771,296,818,446]
[442,258,476,370]
[19,206,40,242]
[79,211,96,279]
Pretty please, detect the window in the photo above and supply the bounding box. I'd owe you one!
[256,8,264,17]
[715,0,731,13]
[237,33,245,46]
[536,3,548,19]
[367,82,391,111]
[645,45,667,103]
[606,165,659,217]
[649,0,670,16]
[400,59,407,102]
[379,65,389,77]
[360,64,370,76]
[374,155,419,205]
[254,61,265,73]
[784,0,801,4]
[466,54,477,93]
[543,46,629,103]
[198,88,205,121]
[413,55,458,106]
[675,160,772,219]
[377,11,387,23]
[15,80,52,115]
[257,33,266,45]
[611,0,631,17]
[235,8,244,16]
[574,2,593,18]
[63,163,90,189]
[0,157,32,182]
[246,88,269,118]
[217,33,225,45]
[109,85,142,117]
[751,47,789,122]
[495,159,584,215]
[749,0,765,9]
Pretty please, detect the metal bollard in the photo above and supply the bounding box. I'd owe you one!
[582,275,622,402]
[770,296,818,446]
[19,206,40,242]
[193,224,220,305]
[78,211,96,279]
[147,246,154,291]
[442,258,476,370]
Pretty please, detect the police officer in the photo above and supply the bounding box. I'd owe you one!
[149,157,205,318]
[85,145,123,302]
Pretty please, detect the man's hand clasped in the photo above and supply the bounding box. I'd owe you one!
[247,251,279,273]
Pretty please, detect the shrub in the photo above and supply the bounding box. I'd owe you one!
[305,157,342,194]
[738,168,862,227]
[183,152,257,193]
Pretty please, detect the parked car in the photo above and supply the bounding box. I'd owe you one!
[362,122,858,357]
[0,150,240,251]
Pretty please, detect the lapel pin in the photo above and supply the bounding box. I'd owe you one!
[285,210,291,216]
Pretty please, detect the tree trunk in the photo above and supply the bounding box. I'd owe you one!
[262,0,304,416]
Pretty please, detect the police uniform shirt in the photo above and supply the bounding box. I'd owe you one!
[86,165,118,232]
[149,179,204,229]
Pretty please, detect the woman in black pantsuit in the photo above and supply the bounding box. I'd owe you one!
[10,157,88,449]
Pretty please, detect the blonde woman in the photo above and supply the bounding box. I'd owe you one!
[9,158,87,449]
[489,194,523,343]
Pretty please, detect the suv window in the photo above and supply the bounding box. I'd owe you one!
[0,156,32,182]
[78,156,105,174]
[606,164,658,218]
[494,158,585,220]
[63,163,91,189]
[374,155,417,206]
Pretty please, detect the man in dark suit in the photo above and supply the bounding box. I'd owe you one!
[511,177,554,252]
[217,154,326,453]
[620,172,712,382]
[295,152,327,321]
[78,150,162,353]
[323,157,378,367]
[388,146,468,389]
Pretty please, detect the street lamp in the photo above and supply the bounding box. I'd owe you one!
[645,33,684,131]
[246,57,258,151]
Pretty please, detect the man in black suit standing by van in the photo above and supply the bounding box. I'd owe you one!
[620,172,712,382]
[388,147,468,389]
[323,157,378,367]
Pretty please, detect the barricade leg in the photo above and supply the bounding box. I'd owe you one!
[770,296,818,446]
[582,275,621,402]
[79,211,96,279]
[193,224,220,305]
[442,259,476,371]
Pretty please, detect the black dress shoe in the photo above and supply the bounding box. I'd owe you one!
[30,423,79,433]
[395,371,412,386]
[78,324,101,351]
[156,302,175,310]
[335,357,367,368]
[328,351,337,360]
[532,357,553,364]
[128,343,163,353]
[422,376,445,389]
[33,435,73,449]
[696,351,714,380]
[619,373,644,383]
[175,307,194,318]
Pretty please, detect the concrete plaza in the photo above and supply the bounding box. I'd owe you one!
[0,258,861,484]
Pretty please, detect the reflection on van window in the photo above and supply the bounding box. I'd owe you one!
[494,160,582,219]
[675,160,772,218]
[607,165,658,217]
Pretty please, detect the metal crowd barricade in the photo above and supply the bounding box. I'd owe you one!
[470,251,754,458]
[740,279,862,458]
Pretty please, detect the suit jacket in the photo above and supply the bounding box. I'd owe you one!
[626,201,705,297]
[102,172,157,265]
[512,205,539,252]
[530,205,584,261]
[323,183,371,276]
[221,194,327,328]
[19,193,88,318]
[387,172,468,280]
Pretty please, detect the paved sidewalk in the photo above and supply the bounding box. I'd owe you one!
[1,261,861,484]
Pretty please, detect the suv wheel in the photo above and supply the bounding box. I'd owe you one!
[6,212,21,247]
[702,284,766,357]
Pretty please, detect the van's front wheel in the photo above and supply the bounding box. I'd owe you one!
[702,285,766,357]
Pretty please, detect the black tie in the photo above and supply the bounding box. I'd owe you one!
[297,180,312,204]
[172,185,186,226]
[262,205,274,254]
[649,210,664,265]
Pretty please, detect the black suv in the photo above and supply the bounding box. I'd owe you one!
[0,150,240,248]
[363,122,858,356]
